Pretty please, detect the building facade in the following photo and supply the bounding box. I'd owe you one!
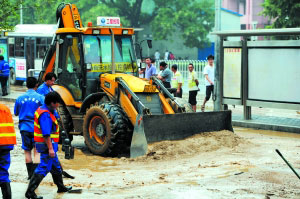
[222,0,271,30]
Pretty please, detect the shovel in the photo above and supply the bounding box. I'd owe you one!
[275,149,300,180]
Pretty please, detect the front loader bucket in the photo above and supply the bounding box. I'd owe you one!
[143,110,233,143]
[130,110,233,158]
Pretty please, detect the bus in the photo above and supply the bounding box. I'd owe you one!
[5,24,56,85]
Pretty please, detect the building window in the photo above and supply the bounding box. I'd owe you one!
[239,0,246,15]
[241,24,246,30]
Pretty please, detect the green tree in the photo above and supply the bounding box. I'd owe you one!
[99,0,155,28]
[7,0,214,49]
[262,0,300,28]
[152,0,214,48]
[100,0,214,48]
[0,0,21,29]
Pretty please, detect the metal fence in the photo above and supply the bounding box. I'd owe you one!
[154,60,207,80]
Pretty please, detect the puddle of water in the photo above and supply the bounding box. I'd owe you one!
[60,148,119,172]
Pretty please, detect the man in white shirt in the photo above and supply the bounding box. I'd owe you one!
[164,50,169,60]
[201,55,215,112]
[154,50,160,62]
[187,63,199,112]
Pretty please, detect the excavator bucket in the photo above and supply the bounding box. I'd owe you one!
[130,110,233,157]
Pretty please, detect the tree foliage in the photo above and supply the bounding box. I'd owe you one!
[152,0,214,48]
[2,0,214,49]
[0,0,21,30]
[262,0,300,28]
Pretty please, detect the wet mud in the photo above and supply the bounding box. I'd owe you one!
[2,100,300,198]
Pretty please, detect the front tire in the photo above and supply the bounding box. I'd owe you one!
[83,103,132,156]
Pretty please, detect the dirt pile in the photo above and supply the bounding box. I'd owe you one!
[129,130,248,161]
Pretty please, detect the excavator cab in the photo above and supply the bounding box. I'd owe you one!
[55,31,137,101]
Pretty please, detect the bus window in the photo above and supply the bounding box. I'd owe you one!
[15,37,24,57]
[36,38,48,59]
[9,44,14,57]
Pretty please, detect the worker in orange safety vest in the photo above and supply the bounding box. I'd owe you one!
[0,103,17,199]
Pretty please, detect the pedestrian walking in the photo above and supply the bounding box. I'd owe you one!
[14,77,44,180]
[0,103,17,199]
[36,72,74,180]
[0,55,10,96]
[164,50,169,60]
[171,64,183,98]
[25,92,72,199]
[201,55,214,112]
[169,52,175,60]
[145,57,157,80]
[157,62,172,88]
[187,63,199,112]
[154,50,160,62]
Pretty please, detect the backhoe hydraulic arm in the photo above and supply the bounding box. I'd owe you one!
[151,76,185,112]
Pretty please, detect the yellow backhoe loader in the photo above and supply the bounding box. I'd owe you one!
[39,3,233,158]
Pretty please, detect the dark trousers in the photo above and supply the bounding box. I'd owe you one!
[174,88,182,98]
[0,76,8,95]
[205,85,214,101]
[0,150,11,183]
[163,81,171,89]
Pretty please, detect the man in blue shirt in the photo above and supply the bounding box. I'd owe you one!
[36,72,74,180]
[25,92,72,199]
[145,57,156,80]
[0,55,10,96]
[14,77,44,180]
[36,72,56,96]
[157,61,172,88]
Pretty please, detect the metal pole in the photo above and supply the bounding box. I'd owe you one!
[242,37,251,119]
[110,28,115,74]
[20,1,23,24]
[214,0,222,111]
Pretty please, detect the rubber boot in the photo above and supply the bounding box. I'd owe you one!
[32,164,39,177]
[0,182,12,199]
[52,173,72,193]
[62,170,75,179]
[25,173,44,199]
[26,163,33,180]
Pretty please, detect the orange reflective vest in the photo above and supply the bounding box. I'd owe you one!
[0,104,17,145]
[34,107,59,143]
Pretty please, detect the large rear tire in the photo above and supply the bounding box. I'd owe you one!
[83,103,132,156]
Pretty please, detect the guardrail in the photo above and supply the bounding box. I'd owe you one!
[154,60,207,79]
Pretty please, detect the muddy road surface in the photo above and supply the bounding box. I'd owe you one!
[2,101,300,199]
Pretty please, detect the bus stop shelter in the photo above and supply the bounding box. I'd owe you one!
[211,28,300,133]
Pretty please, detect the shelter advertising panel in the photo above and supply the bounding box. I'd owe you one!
[223,48,242,98]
